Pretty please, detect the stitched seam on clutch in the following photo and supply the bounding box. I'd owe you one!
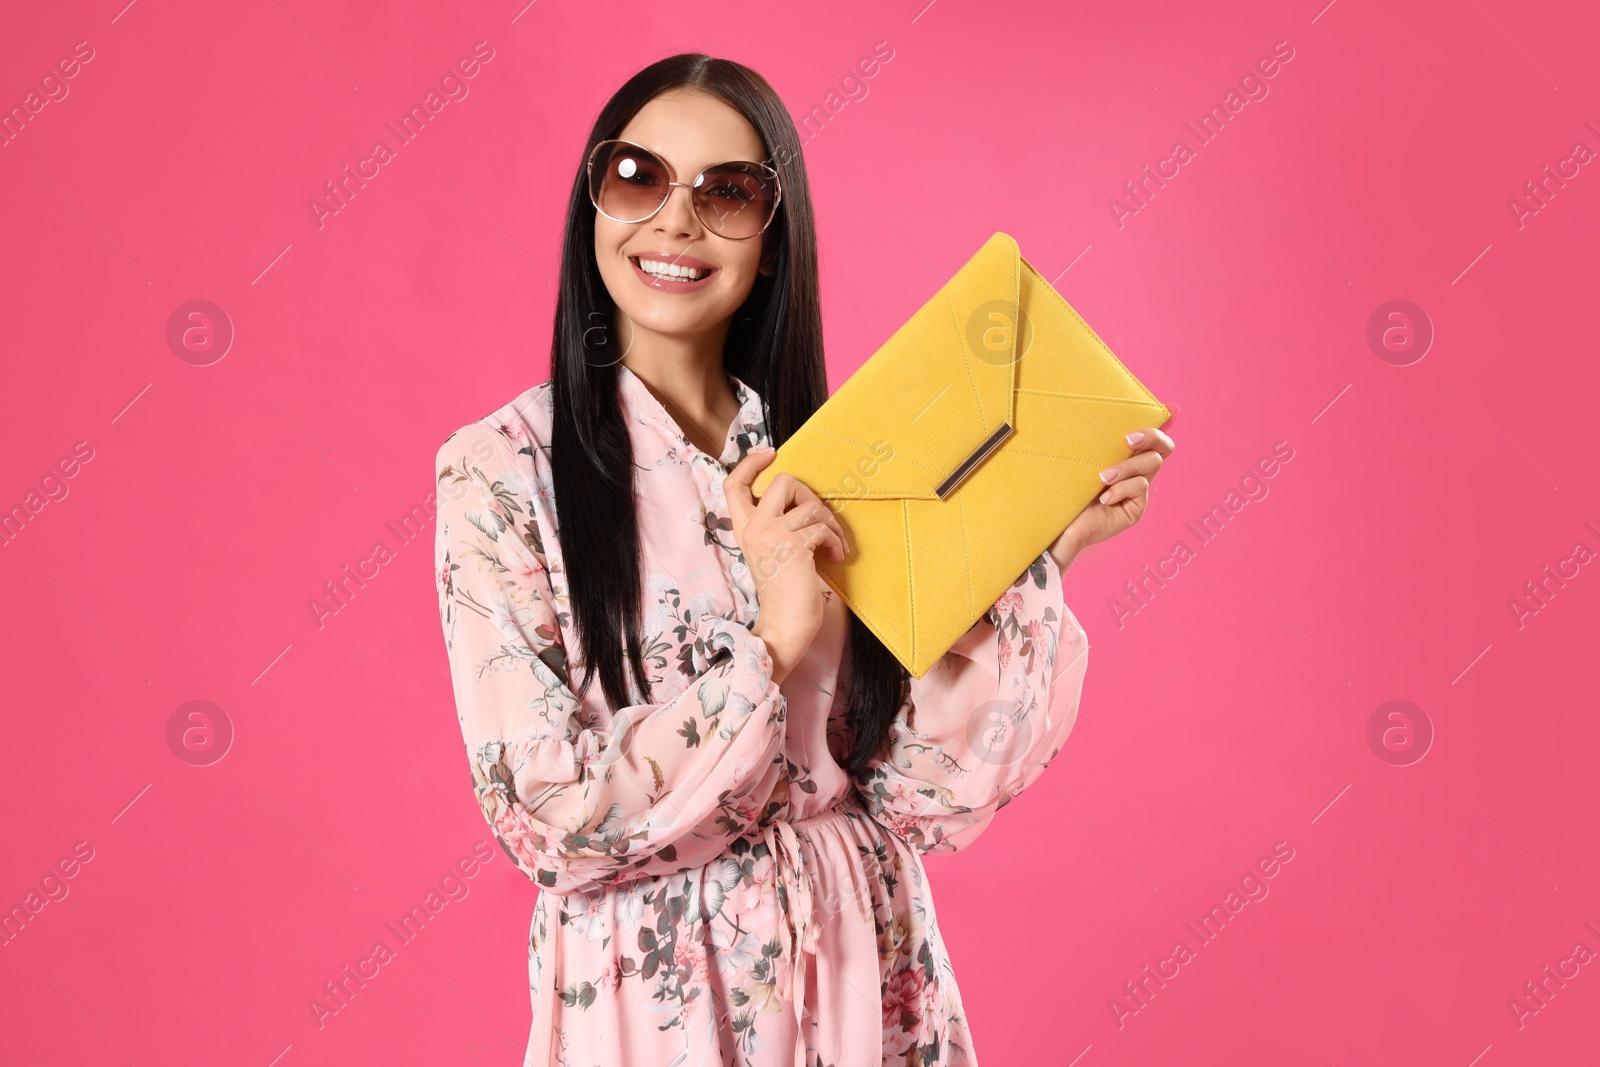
[1009,243,1021,423]
[827,491,938,499]
[826,579,911,665]
[813,428,947,475]
[1024,388,1164,460]
[941,288,987,431]
[958,493,974,620]
[806,526,914,670]
[904,500,916,667]
[1017,390,1169,408]
[1020,253,1165,408]
[814,426,885,454]
[1003,450,1105,465]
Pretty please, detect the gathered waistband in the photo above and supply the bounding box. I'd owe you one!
[784,791,862,831]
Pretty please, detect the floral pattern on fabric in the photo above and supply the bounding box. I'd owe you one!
[434,363,1089,1066]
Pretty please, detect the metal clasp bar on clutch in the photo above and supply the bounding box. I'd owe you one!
[934,422,1013,500]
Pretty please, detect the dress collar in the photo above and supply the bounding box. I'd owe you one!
[616,361,770,468]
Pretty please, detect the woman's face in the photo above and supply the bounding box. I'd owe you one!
[593,89,775,347]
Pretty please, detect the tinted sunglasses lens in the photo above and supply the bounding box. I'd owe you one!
[693,164,777,238]
[590,143,669,222]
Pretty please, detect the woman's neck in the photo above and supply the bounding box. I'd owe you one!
[618,316,741,457]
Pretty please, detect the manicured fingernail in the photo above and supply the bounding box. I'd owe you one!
[1098,491,1111,504]
[1126,431,1144,446]
[1099,467,1119,482]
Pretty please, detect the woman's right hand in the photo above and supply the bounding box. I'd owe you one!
[723,447,849,685]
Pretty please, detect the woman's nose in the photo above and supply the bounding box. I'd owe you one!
[651,182,701,236]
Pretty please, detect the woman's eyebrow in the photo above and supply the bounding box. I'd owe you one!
[644,142,759,172]
[641,143,691,174]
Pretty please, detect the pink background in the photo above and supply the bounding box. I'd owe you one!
[3,0,1597,1063]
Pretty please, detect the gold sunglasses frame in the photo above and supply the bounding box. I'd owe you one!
[584,138,783,240]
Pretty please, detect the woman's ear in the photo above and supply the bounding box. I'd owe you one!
[758,236,778,277]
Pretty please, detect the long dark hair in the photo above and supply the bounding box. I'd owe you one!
[548,52,906,778]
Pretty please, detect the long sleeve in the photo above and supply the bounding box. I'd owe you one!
[434,422,789,895]
[849,549,1088,855]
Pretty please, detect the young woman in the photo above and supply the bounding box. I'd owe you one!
[434,53,1174,1067]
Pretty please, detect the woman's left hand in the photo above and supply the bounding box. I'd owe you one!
[1049,426,1176,570]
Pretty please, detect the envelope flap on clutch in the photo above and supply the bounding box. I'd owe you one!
[753,233,1024,502]
[1004,251,1173,468]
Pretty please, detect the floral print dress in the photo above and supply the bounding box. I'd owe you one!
[433,363,1089,1067]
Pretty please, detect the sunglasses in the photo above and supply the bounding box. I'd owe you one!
[585,138,782,241]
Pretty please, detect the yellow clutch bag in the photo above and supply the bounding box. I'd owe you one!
[751,231,1171,677]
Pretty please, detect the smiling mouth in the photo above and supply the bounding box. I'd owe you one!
[630,256,717,288]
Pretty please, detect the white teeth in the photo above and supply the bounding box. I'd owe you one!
[635,258,706,281]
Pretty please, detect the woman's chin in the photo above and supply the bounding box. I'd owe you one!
[622,305,734,340]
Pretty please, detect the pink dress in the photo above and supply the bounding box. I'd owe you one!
[433,363,1089,1066]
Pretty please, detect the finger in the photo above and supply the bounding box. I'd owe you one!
[1124,427,1175,457]
[792,519,847,562]
[1098,475,1149,506]
[782,500,829,533]
[724,448,776,489]
[1097,451,1163,486]
[777,479,844,556]
[752,469,800,515]
[724,450,776,515]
